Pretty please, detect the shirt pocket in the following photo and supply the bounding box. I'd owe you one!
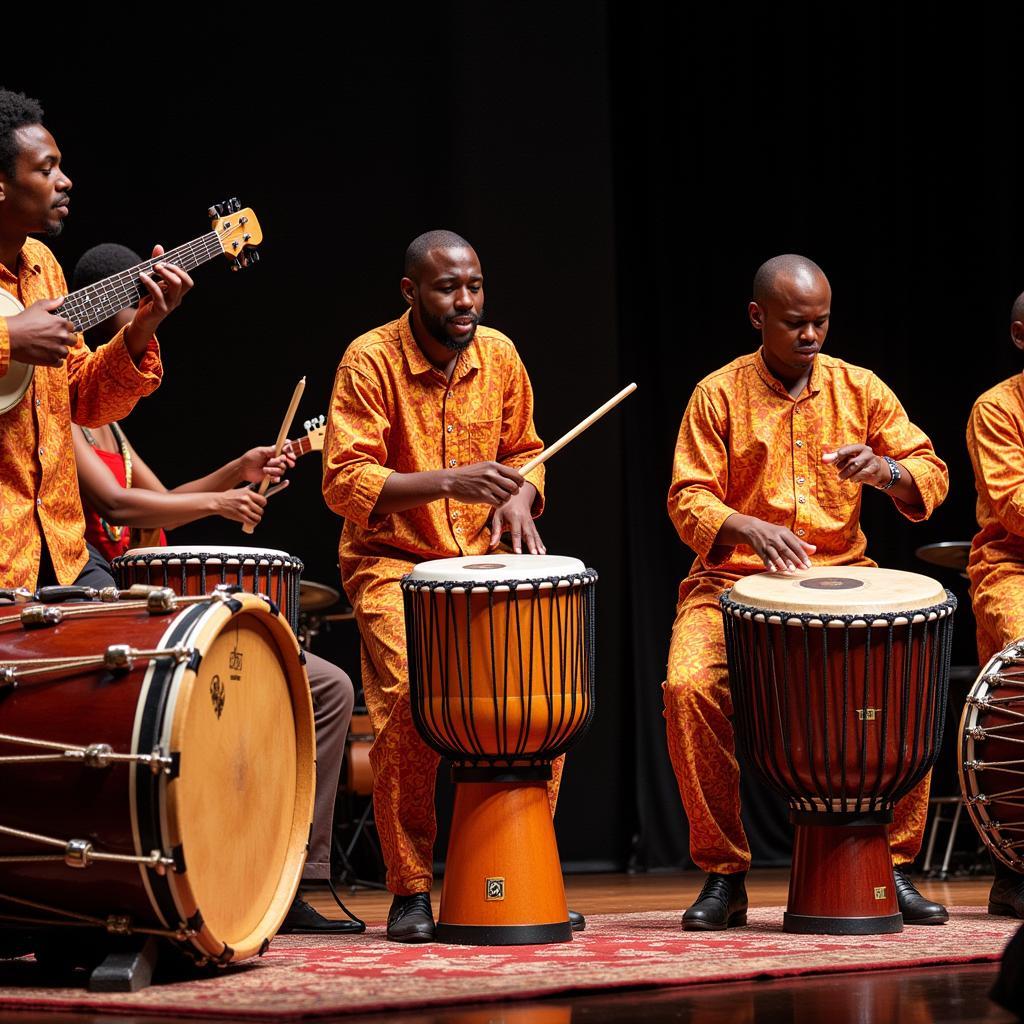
[815,444,861,513]
[466,418,501,466]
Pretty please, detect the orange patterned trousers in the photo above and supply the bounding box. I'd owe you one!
[972,569,1024,667]
[350,558,563,895]
[663,576,930,874]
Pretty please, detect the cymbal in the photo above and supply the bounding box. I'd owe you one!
[915,541,971,573]
[299,580,341,612]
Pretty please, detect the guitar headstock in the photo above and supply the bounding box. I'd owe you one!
[210,198,263,270]
[303,414,326,452]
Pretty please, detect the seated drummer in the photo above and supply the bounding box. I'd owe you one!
[322,230,589,942]
[666,254,950,930]
[0,90,191,594]
[68,243,362,936]
[966,289,1024,919]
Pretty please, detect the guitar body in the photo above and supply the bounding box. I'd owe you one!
[0,290,33,416]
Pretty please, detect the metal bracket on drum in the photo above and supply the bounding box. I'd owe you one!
[0,821,175,873]
[0,643,193,686]
[0,732,174,774]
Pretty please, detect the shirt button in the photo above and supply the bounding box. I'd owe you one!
[795,440,804,448]
[38,447,44,457]
[36,498,42,507]
[449,459,457,467]
[797,528,806,537]
[798,496,806,504]
[797,476,805,485]
[34,398,41,408]
[451,509,459,518]
[446,424,453,433]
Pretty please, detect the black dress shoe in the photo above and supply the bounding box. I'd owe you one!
[279,897,365,934]
[989,858,1024,917]
[682,872,748,931]
[569,909,585,931]
[387,893,435,943]
[893,867,948,925]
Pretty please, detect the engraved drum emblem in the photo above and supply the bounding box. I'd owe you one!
[874,886,887,900]
[210,674,226,719]
[485,877,505,901]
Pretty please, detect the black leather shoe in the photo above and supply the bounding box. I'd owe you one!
[989,859,1024,917]
[387,893,435,943]
[893,867,948,925]
[279,897,365,934]
[682,872,748,931]
[569,909,585,931]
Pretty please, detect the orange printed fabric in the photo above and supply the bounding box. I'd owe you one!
[967,374,1024,664]
[668,349,948,589]
[0,239,162,589]
[322,309,545,569]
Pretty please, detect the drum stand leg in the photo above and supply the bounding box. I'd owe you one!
[784,812,903,935]
[88,936,160,993]
[436,775,572,946]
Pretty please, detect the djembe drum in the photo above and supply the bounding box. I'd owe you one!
[402,554,597,945]
[112,546,303,634]
[0,588,314,969]
[960,642,1024,870]
[721,566,955,934]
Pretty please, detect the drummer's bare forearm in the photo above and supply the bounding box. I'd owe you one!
[373,470,452,515]
[886,462,922,506]
[373,462,525,516]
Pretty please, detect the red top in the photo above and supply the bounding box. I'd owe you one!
[82,443,166,564]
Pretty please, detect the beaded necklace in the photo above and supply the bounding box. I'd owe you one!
[81,422,133,543]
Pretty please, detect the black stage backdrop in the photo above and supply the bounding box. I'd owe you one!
[4,5,1023,873]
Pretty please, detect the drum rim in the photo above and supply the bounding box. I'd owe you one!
[960,642,1024,873]
[130,592,314,962]
[720,589,957,627]
[401,567,598,595]
[114,547,302,568]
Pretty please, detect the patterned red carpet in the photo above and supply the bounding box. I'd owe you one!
[0,908,1016,1020]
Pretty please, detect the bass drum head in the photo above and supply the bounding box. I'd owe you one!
[406,553,587,587]
[159,597,314,959]
[728,566,947,616]
[0,290,32,415]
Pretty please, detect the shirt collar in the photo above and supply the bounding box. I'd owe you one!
[753,346,821,400]
[0,249,41,286]
[398,309,482,381]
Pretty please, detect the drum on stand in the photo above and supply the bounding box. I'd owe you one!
[0,588,314,970]
[402,554,597,945]
[960,642,1024,870]
[112,546,303,634]
[721,566,955,934]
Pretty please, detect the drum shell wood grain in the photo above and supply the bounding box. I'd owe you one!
[0,596,315,961]
[403,581,595,763]
[344,713,374,797]
[726,614,948,810]
[112,550,303,635]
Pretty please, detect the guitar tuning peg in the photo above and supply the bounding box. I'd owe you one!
[247,250,260,265]
[318,414,325,426]
[231,258,242,272]
[229,198,241,212]
[304,419,310,430]
[208,205,221,219]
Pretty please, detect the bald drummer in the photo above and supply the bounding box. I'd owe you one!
[665,254,950,930]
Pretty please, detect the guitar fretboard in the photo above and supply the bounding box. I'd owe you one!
[289,435,318,457]
[58,232,224,333]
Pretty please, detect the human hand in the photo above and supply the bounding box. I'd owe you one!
[238,444,296,484]
[6,298,77,366]
[738,517,816,572]
[124,244,194,350]
[445,461,524,507]
[489,484,545,554]
[214,488,268,527]
[822,445,889,487]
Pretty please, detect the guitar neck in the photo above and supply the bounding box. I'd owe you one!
[289,436,317,457]
[57,231,224,334]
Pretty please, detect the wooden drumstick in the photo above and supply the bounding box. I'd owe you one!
[519,382,637,477]
[243,375,305,535]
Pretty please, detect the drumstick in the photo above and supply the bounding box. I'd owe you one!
[519,382,637,477]
[243,376,305,535]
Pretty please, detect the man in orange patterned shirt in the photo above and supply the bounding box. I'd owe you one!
[0,89,191,591]
[323,230,577,942]
[966,290,1024,918]
[666,254,949,930]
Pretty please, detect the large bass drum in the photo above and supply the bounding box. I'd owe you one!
[0,589,314,965]
[960,641,1024,870]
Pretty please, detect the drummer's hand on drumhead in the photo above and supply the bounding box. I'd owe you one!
[822,445,889,487]
[724,515,815,573]
[6,298,77,366]
[214,488,269,527]
[445,462,524,507]
[489,484,546,555]
[123,244,195,360]
[238,445,296,484]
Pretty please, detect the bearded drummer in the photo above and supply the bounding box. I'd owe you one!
[966,289,1024,919]
[666,254,950,930]
[322,229,586,942]
[0,89,192,592]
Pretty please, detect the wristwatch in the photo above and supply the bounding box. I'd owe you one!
[876,455,901,492]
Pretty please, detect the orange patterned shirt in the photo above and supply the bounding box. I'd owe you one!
[322,311,545,573]
[668,349,948,588]
[0,238,162,589]
[966,374,1024,585]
